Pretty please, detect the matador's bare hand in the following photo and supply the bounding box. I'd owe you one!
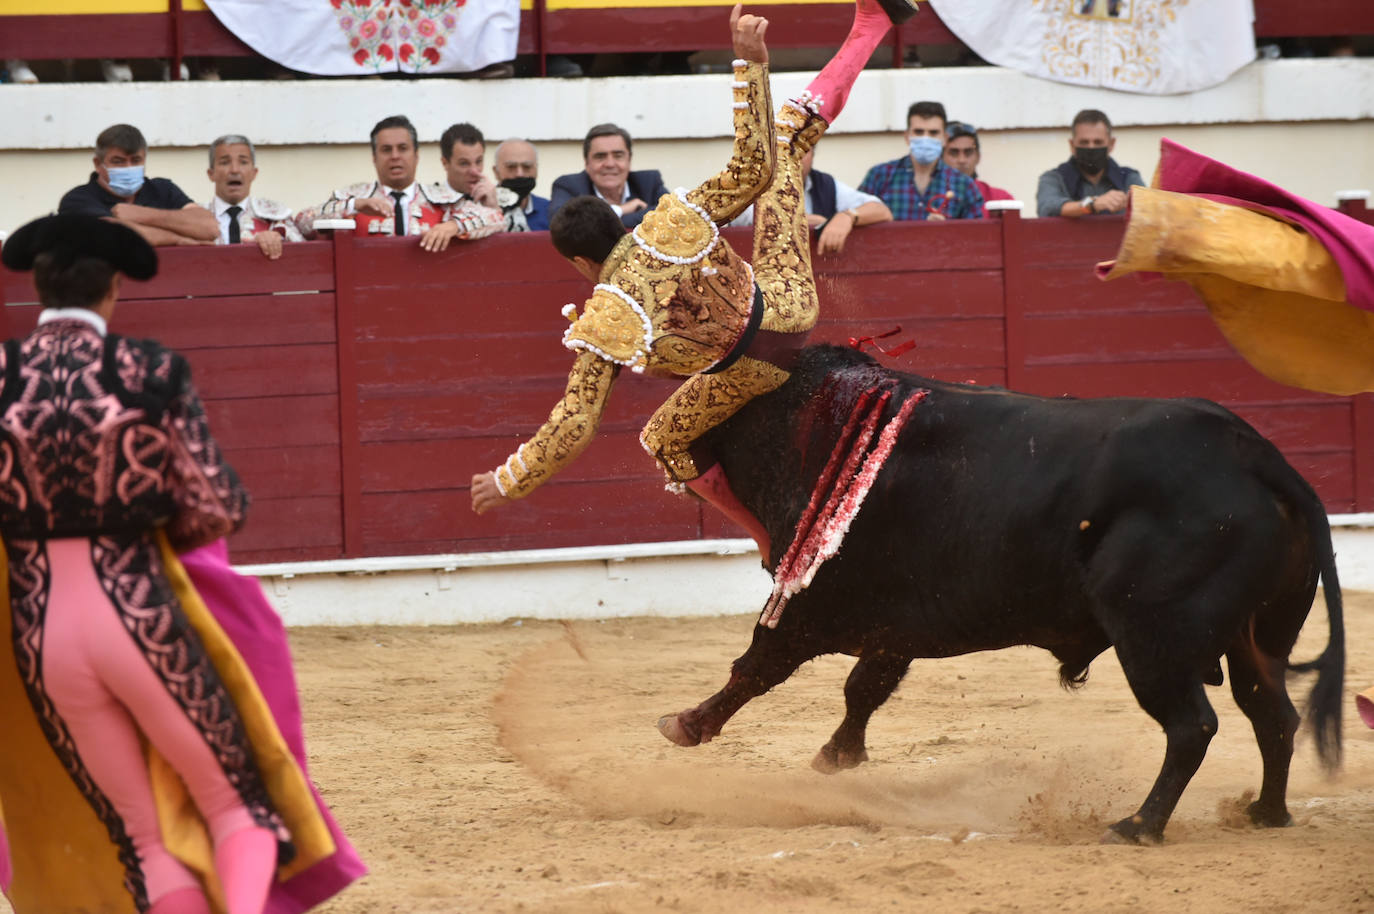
[471,472,511,515]
[730,4,769,64]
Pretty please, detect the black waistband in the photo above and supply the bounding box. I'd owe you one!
[702,284,764,375]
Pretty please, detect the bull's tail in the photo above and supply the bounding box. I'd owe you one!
[1281,473,1345,773]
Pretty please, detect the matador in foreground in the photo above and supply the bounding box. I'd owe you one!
[470,0,918,560]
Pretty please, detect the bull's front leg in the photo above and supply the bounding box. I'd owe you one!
[657,626,814,747]
[814,649,911,773]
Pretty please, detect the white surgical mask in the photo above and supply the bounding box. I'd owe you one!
[908,136,943,166]
[106,165,145,196]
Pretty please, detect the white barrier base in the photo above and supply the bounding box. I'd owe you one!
[239,517,1374,627]
[240,540,772,626]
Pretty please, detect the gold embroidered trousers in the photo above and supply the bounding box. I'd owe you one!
[640,105,829,483]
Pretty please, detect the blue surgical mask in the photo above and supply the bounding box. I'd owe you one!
[106,165,145,196]
[909,136,944,165]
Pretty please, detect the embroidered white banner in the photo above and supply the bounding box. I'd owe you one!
[204,0,519,75]
[927,0,1255,95]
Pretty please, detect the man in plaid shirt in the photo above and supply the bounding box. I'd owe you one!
[859,100,984,221]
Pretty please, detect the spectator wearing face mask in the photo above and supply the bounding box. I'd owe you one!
[858,100,983,222]
[493,138,549,231]
[1036,108,1144,218]
[59,123,219,247]
[943,122,1013,217]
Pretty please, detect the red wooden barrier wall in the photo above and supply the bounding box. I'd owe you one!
[2,0,1370,76]
[3,211,1371,565]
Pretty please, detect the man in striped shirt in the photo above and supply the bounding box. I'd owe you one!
[858,100,984,221]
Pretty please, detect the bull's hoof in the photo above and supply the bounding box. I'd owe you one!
[811,742,868,774]
[1099,828,1137,846]
[656,712,702,747]
[1246,800,1293,829]
[1103,816,1163,846]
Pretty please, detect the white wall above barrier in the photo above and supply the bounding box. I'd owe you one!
[2,58,1371,152]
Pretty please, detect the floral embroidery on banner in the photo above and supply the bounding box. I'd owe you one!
[331,0,465,72]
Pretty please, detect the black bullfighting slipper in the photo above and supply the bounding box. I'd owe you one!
[875,0,919,26]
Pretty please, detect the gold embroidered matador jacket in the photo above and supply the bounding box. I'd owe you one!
[494,59,774,499]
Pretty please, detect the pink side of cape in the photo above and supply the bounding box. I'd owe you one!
[1153,138,1374,308]
[177,539,367,914]
[0,539,367,911]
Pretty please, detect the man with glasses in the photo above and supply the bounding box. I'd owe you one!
[1036,108,1143,218]
[943,122,1013,217]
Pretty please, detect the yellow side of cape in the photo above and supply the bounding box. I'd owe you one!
[1100,186,1374,396]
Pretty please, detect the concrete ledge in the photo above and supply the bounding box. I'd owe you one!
[243,516,1374,626]
[3,58,1371,151]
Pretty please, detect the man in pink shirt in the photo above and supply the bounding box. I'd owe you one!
[944,121,1012,216]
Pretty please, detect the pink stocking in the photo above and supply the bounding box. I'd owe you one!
[148,887,214,914]
[686,464,772,564]
[214,825,278,914]
[805,0,898,123]
[40,538,281,914]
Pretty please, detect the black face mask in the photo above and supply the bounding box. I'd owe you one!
[500,177,536,199]
[1074,146,1110,173]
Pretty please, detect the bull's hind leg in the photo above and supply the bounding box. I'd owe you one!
[813,650,911,773]
[657,626,816,747]
[1226,630,1300,827]
[1107,659,1218,844]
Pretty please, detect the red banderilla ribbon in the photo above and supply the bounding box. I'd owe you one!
[849,325,915,358]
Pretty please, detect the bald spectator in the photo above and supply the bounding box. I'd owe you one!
[205,134,303,261]
[59,123,219,246]
[549,123,669,229]
[493,138,550,231]
[1036,109,1144,218]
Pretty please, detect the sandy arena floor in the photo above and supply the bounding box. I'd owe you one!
[7,593,1374,913]
[295,591,1374,914]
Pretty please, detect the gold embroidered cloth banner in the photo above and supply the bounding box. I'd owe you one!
[927,0,1255,95]
[203,0,517,75]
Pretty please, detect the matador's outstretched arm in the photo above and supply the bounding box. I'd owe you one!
[473,351,620,510]
[685,7,775,225]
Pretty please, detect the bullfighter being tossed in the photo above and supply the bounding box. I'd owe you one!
[470,0,918,562]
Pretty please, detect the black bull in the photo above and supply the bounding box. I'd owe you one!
[656,344,1344,844]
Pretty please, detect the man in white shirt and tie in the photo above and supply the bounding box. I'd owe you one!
[206,134,304,260]
[317,115,499,252]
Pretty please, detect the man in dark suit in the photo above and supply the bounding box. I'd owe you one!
[549,123,669,229]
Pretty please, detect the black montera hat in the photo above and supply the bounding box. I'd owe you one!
[2,214,158,281]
